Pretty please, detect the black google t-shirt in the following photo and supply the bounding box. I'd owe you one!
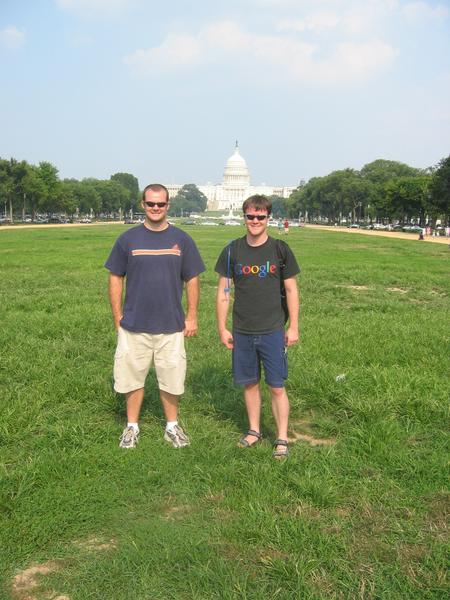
[215,236,300,334]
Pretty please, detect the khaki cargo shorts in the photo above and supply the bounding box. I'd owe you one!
[113,327,186,395]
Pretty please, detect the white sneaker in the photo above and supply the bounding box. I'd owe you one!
[163,425,190,448]
[119,426,139,449]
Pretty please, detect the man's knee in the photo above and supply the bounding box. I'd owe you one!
[268,385,285,397]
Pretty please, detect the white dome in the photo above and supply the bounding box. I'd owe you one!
[223,143,250,186]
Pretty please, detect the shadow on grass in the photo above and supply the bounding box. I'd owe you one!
[188,364,249,429]
[111,374,166,424]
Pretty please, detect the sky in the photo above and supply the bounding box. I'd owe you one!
[1,0,449,189]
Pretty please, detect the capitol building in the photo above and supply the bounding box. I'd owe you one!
[166,143,296,211]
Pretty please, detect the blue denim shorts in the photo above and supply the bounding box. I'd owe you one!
[232,330,287,388]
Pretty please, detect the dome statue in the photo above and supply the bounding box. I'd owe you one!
[223,141,250,187]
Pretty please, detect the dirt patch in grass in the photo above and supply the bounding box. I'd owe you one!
[162,504,196,521]
[258,546,291,565]
[337,284,371,291]
[310,567,345,599]
[430,288,447,297]
[289,419,336,447]
[11,536,117,599]
[424,491,449,541]
[72,536,117,552]
[11,561,67,600]
[386,287,408,294]
[204,491,225,503]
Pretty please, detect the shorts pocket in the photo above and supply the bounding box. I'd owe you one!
[114,326,130,359]
[281,346,288,379]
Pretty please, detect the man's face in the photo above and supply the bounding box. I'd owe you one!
[142,189,169,224]
[244,206,269,236]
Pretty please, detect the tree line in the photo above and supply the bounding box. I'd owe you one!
[285,157,450,225]
[0,157,210,222]
[1,155,449,224]
[0,158,140,222]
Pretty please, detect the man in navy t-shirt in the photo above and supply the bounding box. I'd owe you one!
[105,183,205,449]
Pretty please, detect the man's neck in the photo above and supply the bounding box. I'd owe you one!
[246,232,268,247]
[144,219,169,232]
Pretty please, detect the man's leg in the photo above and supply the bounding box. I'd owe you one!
[241,382,262,445]
[160,390,190,447]
[154,333,189,447]
[159,389,179,422]
[115,329,153,448]
[258,330,289,453]
[126,387,145,423]
[269,385,290,450]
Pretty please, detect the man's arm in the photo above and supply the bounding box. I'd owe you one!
[108,273,124,331]
[216,276,234,349]
[184,276,200,337]
[284,276,300,346]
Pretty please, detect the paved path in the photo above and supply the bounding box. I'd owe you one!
[1,221,448,244]
[305,224,449,244]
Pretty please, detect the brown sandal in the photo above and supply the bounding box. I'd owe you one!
[238,430,262,448]
[273,439,289,459]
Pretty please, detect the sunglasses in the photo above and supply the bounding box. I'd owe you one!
[245,214,267,221]
[144,201,168,208]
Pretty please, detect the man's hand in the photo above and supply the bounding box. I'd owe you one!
[285,326,299,347]
[184,317,198,337]
[219,328,234,349]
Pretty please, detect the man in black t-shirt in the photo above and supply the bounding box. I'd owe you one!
[215,195,300,459]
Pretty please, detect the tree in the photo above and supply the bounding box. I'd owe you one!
[169,184,207,216]
[269,195,287,218]
[360,159,420,184]
[22,164,47,220]
[429,155,450,224]
[383,175,431,224]
[111,172,140,213]
[0,158,28,222]
[37,161,62,213]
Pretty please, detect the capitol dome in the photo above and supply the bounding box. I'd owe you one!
[223,142,250,187]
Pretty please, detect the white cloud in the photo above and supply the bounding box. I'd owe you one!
[402,1,449,21]
[277,12,341,33]
[124,33,202,73]
[0,25,26,50]
[124,20,397,84]
[275,2,402,36]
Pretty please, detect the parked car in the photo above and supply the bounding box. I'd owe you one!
[224,220,241,226]
[181,219,195,225]
[200,221,219,226]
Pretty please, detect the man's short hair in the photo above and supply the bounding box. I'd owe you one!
[242,195,272,216]
[142,183,169,203]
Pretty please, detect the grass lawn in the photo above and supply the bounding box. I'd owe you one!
[0,224,448,599]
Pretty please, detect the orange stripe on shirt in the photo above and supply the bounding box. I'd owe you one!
[131,249,181,256]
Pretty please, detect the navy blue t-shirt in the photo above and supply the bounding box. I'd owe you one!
[105,224,205,334]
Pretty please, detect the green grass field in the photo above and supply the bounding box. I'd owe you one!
[0,225,448,599]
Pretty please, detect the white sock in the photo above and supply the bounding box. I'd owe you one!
[127,422,139,432]
[166,420,178,431]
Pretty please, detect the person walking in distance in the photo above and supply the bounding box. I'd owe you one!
[105,183,205,449]
[215,195,300,458]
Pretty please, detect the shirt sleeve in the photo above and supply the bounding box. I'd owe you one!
[104,237,128,276]
[181,236,206,281]
[282,244,301,279]
[214,246,230,277]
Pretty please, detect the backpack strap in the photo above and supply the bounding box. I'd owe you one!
[225,239,236,293]
[275,239,289,324]
[275,238,288,275]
